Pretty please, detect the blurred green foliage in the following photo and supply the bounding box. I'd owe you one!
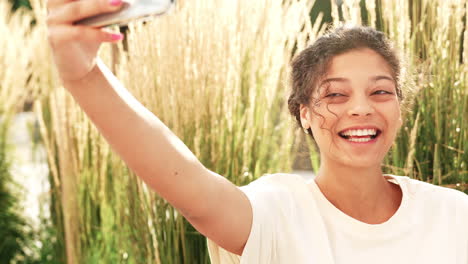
[9,0,31,11]
[0,122,29,263]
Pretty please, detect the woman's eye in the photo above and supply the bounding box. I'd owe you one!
[373,90,393,95]
[325,93,345,98]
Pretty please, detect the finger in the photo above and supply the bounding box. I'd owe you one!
[47,0,76,11]
[48,25,124,46]
[47,0,123,25]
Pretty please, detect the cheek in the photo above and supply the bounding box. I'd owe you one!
[381,103,402,141]
[386,102,402,127]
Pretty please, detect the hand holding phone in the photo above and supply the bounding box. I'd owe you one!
[47,0,174,82]
[76,0,174,28]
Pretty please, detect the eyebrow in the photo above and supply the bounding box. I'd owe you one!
[318,75,395,87]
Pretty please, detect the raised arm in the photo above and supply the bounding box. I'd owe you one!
[46,0,251,255]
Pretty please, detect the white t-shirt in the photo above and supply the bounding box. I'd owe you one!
[207,173,468,264]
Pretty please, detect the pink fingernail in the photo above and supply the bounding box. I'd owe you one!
[109,0,122,6]
[111,33,124,41]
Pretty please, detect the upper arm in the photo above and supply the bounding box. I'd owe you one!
[182,170,253,256]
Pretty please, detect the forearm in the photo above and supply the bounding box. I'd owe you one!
[63,58,212,215]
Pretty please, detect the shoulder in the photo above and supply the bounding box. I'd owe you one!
[391,175,468,216]
[241,173,307,197]
[244,173,305,187]
[240,173,309,212]
[392,175,467,200]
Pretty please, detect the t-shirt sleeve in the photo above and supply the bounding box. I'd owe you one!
[453,189,468,263]
[207,176,291,264]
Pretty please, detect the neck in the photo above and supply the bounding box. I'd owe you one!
[314,158,401,224]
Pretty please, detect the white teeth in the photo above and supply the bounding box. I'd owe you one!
[347,137,372,142]
[341,129,377,136]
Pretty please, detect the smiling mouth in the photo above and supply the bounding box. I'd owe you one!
[338,128,382,143]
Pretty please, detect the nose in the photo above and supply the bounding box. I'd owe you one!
[347,94,375,117]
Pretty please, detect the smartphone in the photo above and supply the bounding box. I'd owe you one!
[76,0,174,28]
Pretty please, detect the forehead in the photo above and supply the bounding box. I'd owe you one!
[324,48,394,78]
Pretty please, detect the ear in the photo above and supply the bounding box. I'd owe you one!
[299,104,311,130]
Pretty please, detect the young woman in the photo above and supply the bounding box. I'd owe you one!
[46,0,467,263]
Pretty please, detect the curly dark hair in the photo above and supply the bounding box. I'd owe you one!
[288,26,404,138]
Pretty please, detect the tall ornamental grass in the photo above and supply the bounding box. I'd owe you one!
[26,0,317,263]
[0,1,33,116]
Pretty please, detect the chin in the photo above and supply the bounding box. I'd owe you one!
[337,156,384,169]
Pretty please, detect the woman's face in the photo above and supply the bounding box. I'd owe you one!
[300,48,402,168]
